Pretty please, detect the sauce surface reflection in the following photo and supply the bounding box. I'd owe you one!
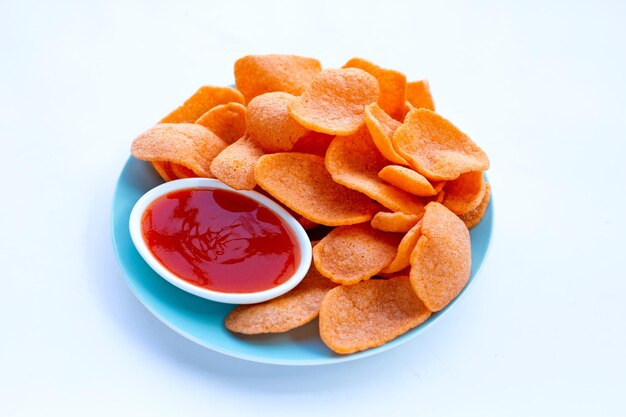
[141,188,299,293]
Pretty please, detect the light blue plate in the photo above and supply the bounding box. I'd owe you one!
[112,157,493,365]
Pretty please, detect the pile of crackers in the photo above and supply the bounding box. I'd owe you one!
[131,55,491,354]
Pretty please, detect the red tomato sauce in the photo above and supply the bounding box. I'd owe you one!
[141,188,299,293]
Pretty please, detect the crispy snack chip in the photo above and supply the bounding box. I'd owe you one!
[381,220,422,274]
[151,161,176,182]
[459,183,491,229]
[378,165,438,196]
[371,211,421,233]
[225,261,337,334]
[393,109,490,181]
[325,129,424,215]
[246,92,309,152]
[131,123,227,178]
[288,68,379,135]
[234,54,322,103]
[160,85,244,123]
[255,153,378,226]
[210,136,264,190]
[442,171,486,214]
[319,276,431,354]
[290,130,335,157]
[343,58,406,120]
[313,223,402,285]
[195,102,247,144]
[170,162,197,179]
[364,103,407,165]
[406,80,435,111]
[410,202,471,312]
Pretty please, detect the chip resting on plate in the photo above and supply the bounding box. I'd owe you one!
[225,258,337,334]
[442,171,486,214]
[410,202,471,311]
[459,182,491,229]
[319,276,431,354]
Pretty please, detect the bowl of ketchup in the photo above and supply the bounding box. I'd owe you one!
[129,178,312,304]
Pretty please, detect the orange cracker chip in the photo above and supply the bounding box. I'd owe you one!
[234,54,322,103]
[224,261,337,334]
[313,223,402,285]
[363,103,408,165]
[151,161,176,182]
[343,58,407,120]
[131,123,228,178]
[325,129,424,215]
[288,68,379,136]
[160,85,244,123]
[290,130,335,157]
[255,152,378,226]
[195,102,247,144]
[246,92,309,152]
[410,202,471,312]
[378,165,438,196]
[170,162,197,179]
[393,109,490,181]
[381,220,422,274]
[432,181,446,194]
[371,211,421,233]
[318,276,431,354]
[459,182,491,229]
[442,171,486,214]
[406,80,435,111]
[210,136,264,190]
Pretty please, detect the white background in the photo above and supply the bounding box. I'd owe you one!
[2,1,625,416]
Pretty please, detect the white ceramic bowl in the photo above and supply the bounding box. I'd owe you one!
[129,178,312,304]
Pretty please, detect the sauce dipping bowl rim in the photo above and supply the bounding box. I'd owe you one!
[128,178,313,304]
